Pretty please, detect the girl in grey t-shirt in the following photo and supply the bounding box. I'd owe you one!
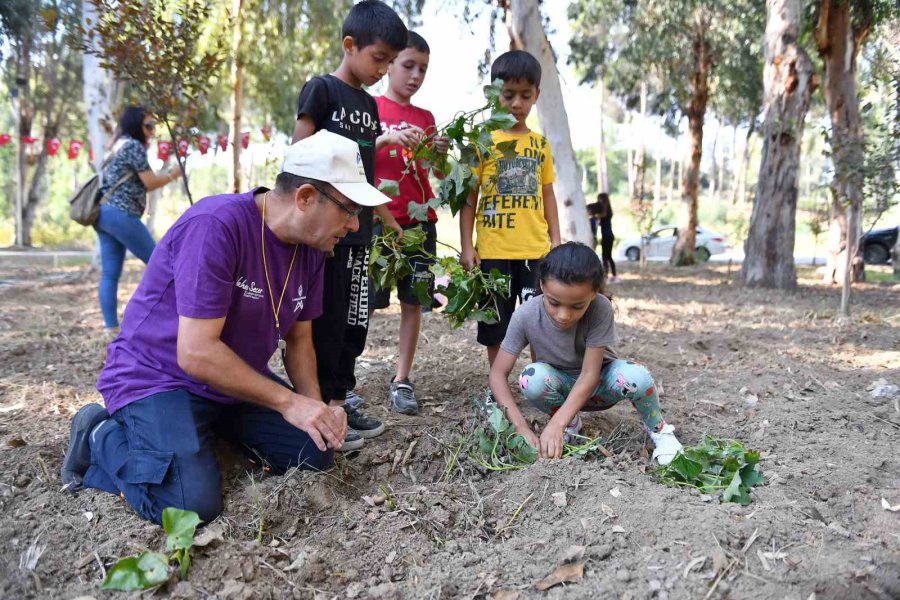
[488,242,683,464]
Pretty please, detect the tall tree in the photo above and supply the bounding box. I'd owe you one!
[741,0,815,289]
[570,0,765,265]
[504,0,592,245]
[1,0,83,246]
[813,0,896,314]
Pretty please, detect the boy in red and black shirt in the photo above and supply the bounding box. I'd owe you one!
[373,31,449,415]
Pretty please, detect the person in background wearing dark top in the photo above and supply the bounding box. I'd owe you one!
[95,106,183,334]
[595,192,619,282]
[587,201,600,249]
[291,0,410,451]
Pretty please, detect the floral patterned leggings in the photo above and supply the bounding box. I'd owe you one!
[518,360,666,433]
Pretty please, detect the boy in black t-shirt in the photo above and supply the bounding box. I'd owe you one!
[292,0,418,451]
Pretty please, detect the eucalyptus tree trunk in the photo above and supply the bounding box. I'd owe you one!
[595,76,609,194]
[742,0,814,289]
[815,0,870,314]
[672,9,711,266]
[505,0,592,245]
[230,0,245,193]
[634,81,648,199]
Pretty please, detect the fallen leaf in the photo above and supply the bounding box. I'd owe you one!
[600,503,616,518]
[551,492,567,507]
[609,487,622,498]
[362,495,376,507]
[83,511,94,522]
[611,525,626,534]
[533,561,584,591]
[284,550,309,572]
[490,591,520,600]
[881,498,900,512]
[7,438,26,448]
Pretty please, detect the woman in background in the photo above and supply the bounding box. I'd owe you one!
[595,192,618,282]
[94,106,182,333]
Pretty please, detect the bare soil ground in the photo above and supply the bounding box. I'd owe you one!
[0,261,898,600]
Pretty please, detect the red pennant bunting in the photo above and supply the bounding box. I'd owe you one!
[177,138,189,158]
[0,134,11,146]
[261,126,271,142]
[197,135,210,155]
[67,139,84,160]
[216,133,228,151]
[241,131,250,149]
[21,136,38,144]
[157,140,173,161]
[47,138,61,156]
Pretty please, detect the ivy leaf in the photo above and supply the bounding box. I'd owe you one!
[101,552,170,591]
[407,201,430,222]
[377,179,399,196]
[163,507,201,552]
[495,139,519,160]
[484,111,518,131]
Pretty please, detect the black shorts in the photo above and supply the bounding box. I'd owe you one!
[372,221,438,309]
[476,258,542,347]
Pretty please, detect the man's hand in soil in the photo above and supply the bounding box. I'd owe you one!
[540,423,565,459]
[282,396,347,451]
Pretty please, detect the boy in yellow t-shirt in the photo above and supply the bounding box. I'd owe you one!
[460,50,561,368]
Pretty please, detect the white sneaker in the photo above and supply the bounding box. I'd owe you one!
[563,414,583,444]
[649,423,683,465]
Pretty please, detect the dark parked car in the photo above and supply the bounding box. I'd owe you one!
[862,226,898,264]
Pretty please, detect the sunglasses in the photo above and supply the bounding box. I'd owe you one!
[313,184,363,219]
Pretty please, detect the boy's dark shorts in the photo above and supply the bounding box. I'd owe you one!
[476,257,542,347]
[372,221,438,309]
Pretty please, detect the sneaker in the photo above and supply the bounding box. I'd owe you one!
[60,403,109,494]
[343,404,385,439]
[390,378,419,415]
[649,423,683,465]
[563,414,583,444]
[338,429,365,452]
[345,390,365,410]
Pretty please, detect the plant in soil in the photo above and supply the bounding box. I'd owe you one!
[656,435,765,505]
[468,396,607,470]
[102,507,201,591]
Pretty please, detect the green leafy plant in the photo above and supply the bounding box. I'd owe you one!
[656,435,765,505]
[368,225,430,300]
[376,79,518,221]
[468,397,607,471]
[368,225,511,328]
[431,258,511,328]
[102,507,202,591]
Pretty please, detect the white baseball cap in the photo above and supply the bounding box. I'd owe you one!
[282,130,390,207]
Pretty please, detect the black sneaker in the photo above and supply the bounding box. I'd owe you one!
[343,404,385,438]
[339,428,365,452]
[345,390,366,410]
[60,403,108,494]
[390,378,419,415]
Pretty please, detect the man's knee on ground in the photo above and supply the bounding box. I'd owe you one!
[179,487,224,525]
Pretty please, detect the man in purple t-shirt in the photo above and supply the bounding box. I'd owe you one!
[60,131,391,524]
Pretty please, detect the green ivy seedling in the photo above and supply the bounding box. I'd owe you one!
[101,507,201,591]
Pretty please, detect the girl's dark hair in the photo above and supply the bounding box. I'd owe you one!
[597,192,613,218]
[491,50,541,87]
[539,242,606,292]
[117,106,148,145]
[343,0,408,52]
[407,30,430,53]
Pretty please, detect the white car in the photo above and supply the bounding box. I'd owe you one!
[618,225,728,262]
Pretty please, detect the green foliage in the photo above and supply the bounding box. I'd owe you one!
[368,224,431,301]
[431,257,510,328]
[382,80,518,221]
[82,0,228,201]
[656,435,765,505]
[468,397,607,471]
[568,0,765,130]
[101,507,201,591]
